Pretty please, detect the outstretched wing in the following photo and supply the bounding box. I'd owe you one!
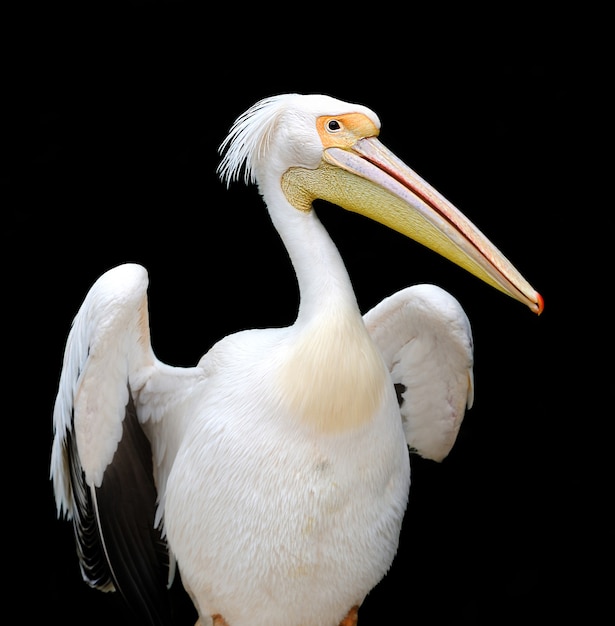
[364,284,474,462]
[50,263,176,625]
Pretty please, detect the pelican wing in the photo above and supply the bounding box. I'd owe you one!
[364,284,474,462]
[50,264,180,625]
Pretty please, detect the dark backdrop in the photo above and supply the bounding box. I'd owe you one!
[6,2,602,624]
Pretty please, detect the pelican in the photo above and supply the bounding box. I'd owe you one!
[51,93,543,626]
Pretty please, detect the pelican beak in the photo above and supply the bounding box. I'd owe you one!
[313,137,543,315]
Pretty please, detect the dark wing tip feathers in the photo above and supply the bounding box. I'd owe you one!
[67,414,115,591]
[69,388,174,625]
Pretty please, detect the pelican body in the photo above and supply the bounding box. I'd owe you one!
[51,94,542,626]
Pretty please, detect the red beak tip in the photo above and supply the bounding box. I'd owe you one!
[535,292,544,315]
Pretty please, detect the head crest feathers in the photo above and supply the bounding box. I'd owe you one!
[217,94,300,188]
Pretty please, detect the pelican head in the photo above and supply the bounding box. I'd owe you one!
[218,93,543,314]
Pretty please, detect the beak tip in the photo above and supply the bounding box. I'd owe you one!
[533,292,545,315]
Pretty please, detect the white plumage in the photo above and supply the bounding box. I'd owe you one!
[364,284,474,462]
[51,93,541,626]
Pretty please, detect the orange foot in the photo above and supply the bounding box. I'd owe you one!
[212,616,230,626]
[339,605,359,626]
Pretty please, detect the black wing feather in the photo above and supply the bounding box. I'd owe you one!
[95,389,174,625]
[69,388,175,625]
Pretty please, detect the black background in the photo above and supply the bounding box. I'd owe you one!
[6,1,604,624]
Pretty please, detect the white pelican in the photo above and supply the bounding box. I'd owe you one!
[51,93,543,626]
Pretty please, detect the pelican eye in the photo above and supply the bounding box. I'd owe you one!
[326,119,342,133]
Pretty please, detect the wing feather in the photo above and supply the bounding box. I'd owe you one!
[50,264,175,624]
[364,284,474,462]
